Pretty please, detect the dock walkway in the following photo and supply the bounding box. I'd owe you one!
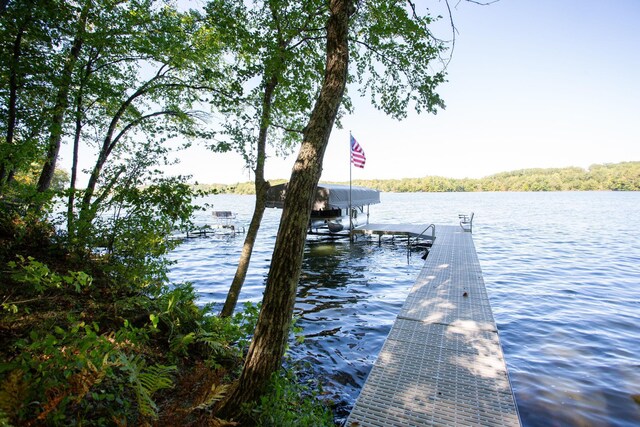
[347,225,521,426]
[352,223,436,243]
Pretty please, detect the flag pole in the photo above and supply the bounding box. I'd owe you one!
[349,131,353,236]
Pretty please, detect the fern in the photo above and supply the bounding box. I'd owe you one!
[117,353,176,418]
[198,333,230,354]
[139,364,176,395]
[195,383,228,410]
[68,359,107,403]
[169,332,196,355]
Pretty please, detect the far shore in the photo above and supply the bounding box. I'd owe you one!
[190,161,640,194]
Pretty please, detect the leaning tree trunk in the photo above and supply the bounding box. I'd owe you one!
[37,0,91,193]
[217,0,352,418]
[220,178,269,317]
[220,75,277,318]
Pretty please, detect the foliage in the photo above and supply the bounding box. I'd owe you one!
[78,172,205,291]
[350,0,447,118]
[245,367,335,427]
[0,316,166,424]
[117,353,177,418]
[350,165,636,192]
[204,0,328,168]
[0,0,69,187]
[200,0,448,192]
[206,162,640,194]
[59,0,231,235]
[0,248,259,425]
[7,254,91,295]
[0,234,324,426]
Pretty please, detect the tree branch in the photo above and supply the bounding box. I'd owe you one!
[108,110,183,157]
[457,0,500,6]
[270,122,304,134]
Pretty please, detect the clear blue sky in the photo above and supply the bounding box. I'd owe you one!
[67,0,640,184]
[176,0,640,184]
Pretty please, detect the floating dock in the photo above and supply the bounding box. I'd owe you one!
[347,225,521,426]
[352,223,436,245]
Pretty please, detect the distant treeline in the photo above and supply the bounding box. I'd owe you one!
[196,161,640,194]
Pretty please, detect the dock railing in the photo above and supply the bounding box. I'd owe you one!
[412,223,435,245]
[459,212,474,232]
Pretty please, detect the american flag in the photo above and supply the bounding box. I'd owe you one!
[350,134,366,168]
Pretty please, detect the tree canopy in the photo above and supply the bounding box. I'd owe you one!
[201,162,640,193]
[5,0,614,425]
[352,162,640,192]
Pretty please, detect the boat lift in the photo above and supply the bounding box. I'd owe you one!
[183,210,245,238]
[265,183,437,256]
[265,183,380,237]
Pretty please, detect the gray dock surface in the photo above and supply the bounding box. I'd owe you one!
[347,225,520,427]
[353,223,435,239]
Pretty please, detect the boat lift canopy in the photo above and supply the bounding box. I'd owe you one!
[265,183,380,211]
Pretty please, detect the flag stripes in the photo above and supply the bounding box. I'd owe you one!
[350,134,366,169]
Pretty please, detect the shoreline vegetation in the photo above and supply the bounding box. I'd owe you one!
[0,204,333,426]
[198,161,640,194]
[0,0,636,421]
[1,164,636,427]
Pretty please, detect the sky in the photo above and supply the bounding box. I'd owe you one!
[63,0,640,185]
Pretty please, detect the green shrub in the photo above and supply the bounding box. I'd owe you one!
[245,367,334,427]
[0,317,174,425]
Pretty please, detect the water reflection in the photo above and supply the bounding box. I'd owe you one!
[289,239,422,421]
[168,192,640,427]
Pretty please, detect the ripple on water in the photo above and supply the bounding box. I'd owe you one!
[168,192,640,426]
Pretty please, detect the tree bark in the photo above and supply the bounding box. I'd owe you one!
[218,0,352,417]
[220,75,277,318]
[0,23,24,188]
[67,64,87,237]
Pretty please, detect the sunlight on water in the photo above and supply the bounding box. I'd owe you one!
[169,192,640,426]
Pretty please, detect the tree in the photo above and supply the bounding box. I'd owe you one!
[212,0,447,319]
[36,0,91,193]
[219,0,447,417]
[218,0,352,412]
[60,2,230,241]
[203,0,328,318]
[0,0,73,192]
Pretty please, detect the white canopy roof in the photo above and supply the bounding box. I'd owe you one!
[265,183,380,211]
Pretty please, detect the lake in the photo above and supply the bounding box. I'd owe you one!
[168,191,640,426]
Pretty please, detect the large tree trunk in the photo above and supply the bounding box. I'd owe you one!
[218,0,352,418]
[220,75,277,318]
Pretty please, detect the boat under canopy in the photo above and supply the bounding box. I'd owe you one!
[265,183,380,234]
[265,183,380,210]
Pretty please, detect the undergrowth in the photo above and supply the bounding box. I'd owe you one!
[0,206,336,426]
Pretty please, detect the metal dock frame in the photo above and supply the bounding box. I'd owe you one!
[351,223,436,247]
[347,225,521,427]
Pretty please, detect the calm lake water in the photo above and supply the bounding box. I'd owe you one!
[168,191,640,426]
